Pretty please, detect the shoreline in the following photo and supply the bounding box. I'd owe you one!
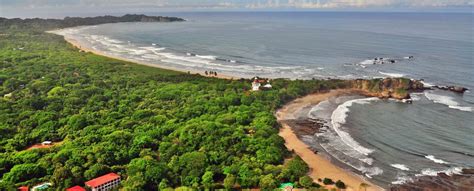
[47,29,236,80]
[56,29,383,189]
[276,89,383,191]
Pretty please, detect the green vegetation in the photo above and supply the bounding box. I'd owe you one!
[0,17,350,190]
[0,14,184,32]
[335,180,346,189]
[322,178,334,185]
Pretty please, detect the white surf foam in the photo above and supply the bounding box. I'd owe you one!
[420,81,435,87]
[379,71,405,78]
[425,155,448,164]
[424,92,473,112]
[331,97,379,156]
[391,176,413,185]
[360,59,375,65]
[416,167,463,177]
[391,164,410,171]
[196,55,217,60]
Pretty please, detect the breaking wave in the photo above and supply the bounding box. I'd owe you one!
[391,176,413,185]
[331,97,379,156]
[379,71,405,78]
[425,155,448,164]
[391,164,410,171]
[424,91,473,112]
[416,167,463,177]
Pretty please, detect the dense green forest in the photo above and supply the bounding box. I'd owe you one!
[0,17,350,190]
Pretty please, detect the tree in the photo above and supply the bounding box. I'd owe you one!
[299,175,313,188]
[176,152,207,186]
[84,164,110,180]
[223,174,236,190]
[2,163,45,183]
[124,157,167,190]
[335,180,346,189]
[259,174,277,190]
[323,178,334,185]
[201,171,214,189]
[280,156,309,182]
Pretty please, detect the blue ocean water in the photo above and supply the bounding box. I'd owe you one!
[55,12,474,187]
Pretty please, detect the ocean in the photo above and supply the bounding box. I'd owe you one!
[54,11,474,187]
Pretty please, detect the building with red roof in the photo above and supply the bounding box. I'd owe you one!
[66,185,86,191]
[85,173,121,191]
[18,186,29,191]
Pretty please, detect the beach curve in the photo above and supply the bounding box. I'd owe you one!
[47,29,235,80]
[276,89,383,191]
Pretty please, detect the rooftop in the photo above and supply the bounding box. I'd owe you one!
[85,173,120,188]
[66,186,86,191]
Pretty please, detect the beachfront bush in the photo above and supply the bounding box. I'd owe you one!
[299,175,314,188]
[335,180,346,189]
[280,156,309,182]
[323,178,334,185]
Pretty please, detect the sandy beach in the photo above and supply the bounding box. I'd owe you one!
[277,89,383,191]
[48,30,235,80]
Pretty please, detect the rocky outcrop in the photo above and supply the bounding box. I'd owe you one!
[390,168,474,191]
[350,78,425,100]
[433,85,468,94]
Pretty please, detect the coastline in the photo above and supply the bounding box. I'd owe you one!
[55,28,383,190]
[277,89,383,191]
[47,29,236,80]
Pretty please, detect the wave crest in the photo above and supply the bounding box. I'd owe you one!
[331,98,378,156]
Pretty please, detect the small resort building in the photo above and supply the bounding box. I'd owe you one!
[85,173,121,191]
[251,77,272,91]
[252,77,261,91]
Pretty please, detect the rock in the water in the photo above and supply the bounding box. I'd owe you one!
[434,85,468,93]
[390,169,474,191]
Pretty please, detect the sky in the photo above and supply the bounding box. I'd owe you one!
[1,0,473,18]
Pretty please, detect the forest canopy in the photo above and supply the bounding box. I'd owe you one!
[0,16,349,190]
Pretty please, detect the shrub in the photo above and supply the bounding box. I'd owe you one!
[335,180,346,189]
[299,175,313,188]
[322,178,334,185]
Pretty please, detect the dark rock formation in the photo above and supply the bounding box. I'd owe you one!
[390,169,474,191]
[433,85,468,94]
[350,78,426,100]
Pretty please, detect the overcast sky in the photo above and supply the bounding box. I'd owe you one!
[1,0,473,18]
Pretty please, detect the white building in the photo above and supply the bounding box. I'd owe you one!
[252,77,261,91]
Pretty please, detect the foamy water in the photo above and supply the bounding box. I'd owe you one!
[331,98,379,156]
[308,93,474,187]
[424,91,473,112]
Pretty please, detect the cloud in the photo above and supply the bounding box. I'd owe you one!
[2,0,473,9]
[245,0,472,8]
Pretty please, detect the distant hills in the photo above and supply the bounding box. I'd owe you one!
[0,14,185,31]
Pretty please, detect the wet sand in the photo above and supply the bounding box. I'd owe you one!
[277,89,383,191]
